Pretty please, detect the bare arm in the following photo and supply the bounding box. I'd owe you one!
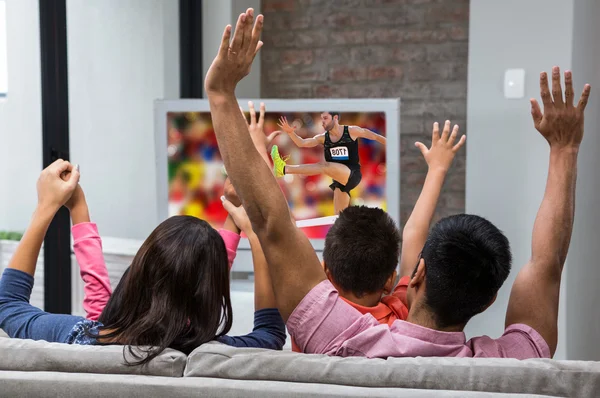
[278,116,324,148]
[349,126,387,145]
[289,132,325,148]
[8,160,80,276]
[399,121,466,278]
[222,198,276,310]
[8,207,55,277]
[505,68,591,356]
[205,10,325,320]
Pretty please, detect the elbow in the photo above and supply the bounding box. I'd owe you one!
[254,216,285,246]
[530,255,563,282]
[402,226,417,242]
[249,206,291,246]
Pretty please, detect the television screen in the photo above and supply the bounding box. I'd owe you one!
[166,110,388,239]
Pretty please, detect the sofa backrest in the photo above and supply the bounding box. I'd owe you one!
[0,337,187,377]
[185,342,600,397]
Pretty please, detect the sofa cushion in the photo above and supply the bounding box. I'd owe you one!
[185,342,600,396]
[0,371,552,398]
[0,337,186,377]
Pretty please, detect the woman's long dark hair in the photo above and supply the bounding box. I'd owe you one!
[92,215,233,366]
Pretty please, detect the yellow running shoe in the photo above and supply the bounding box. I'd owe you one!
[270,145,288,178]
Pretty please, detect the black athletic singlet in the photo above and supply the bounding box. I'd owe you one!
[323,126,360,169]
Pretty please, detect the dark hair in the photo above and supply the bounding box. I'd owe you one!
[323,206,400,296]
[93,216,232,366]
[325,111,340,120]
[420,214,511,328]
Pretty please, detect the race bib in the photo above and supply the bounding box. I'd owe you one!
[330,146,349,160]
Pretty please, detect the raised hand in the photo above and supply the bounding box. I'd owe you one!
[64,184,85,212]
[221,196,253,235]
[241,101,281,153]
[530,67,591,149]
[204,9,263,96]
[37,159,80,211]
[223,177,242,207]
[277,116,296,135]
[415,121,466,172]
[60,170,86,213]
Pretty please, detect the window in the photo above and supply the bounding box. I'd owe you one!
[0,0,7,96]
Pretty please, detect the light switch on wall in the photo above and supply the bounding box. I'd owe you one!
[504,69,525,99]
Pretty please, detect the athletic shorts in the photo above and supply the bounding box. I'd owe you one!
[329,167,362,195]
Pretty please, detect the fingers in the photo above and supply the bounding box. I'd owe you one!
[221,196,236,214]
[431,122,440,143]
[278,116,289,129]
[577,84,592,111]
[441,120,451,141]
[414,142,428,157]
[448,124,459,146]
[218,25,232,56]
[452,135,467,152]
[248,13,263,59]
[530,98,543,126]
[242,8,254,53]
[229,13,246,54]
[254,40,264,58]
[564,70,574,107]
[551,66,564,106]
[65,165,81,190]
[539,71,553,109]
[51,159,73,176]
[258,102,265,127]
[248,101,257,125]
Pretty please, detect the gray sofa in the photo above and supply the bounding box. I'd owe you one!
[0,334,599,397]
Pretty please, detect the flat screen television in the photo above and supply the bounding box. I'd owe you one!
[154,98,400,256]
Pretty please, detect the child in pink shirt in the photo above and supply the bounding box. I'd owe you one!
[68,188,242,321]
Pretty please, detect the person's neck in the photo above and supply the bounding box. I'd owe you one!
[329,123,343,136]
[339,289,382,308]
[406,303,465,332]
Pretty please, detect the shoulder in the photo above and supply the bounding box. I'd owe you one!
[315,133,326,142]
[347,126,363,139]
[466,324,551,359]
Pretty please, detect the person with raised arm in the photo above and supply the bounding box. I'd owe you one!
[205,9,590,359]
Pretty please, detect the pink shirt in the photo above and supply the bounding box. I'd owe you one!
[288,280,551,359]
[72,223,241,321]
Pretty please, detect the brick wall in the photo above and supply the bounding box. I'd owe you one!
[261,0,469,228]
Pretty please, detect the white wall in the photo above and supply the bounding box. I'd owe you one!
[565,0,600,361]
[67,0,179,240]
[0,0,42,233]
[0,1,8,95]
[202,0,260,98]
[466,0,574,359]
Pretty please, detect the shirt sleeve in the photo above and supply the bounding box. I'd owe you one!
[0,268,86,343]
[391,276,410,307]
[218,229,241,271]
[217,308,287,350]
[469,324,552,359]
[72,222,112,321]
